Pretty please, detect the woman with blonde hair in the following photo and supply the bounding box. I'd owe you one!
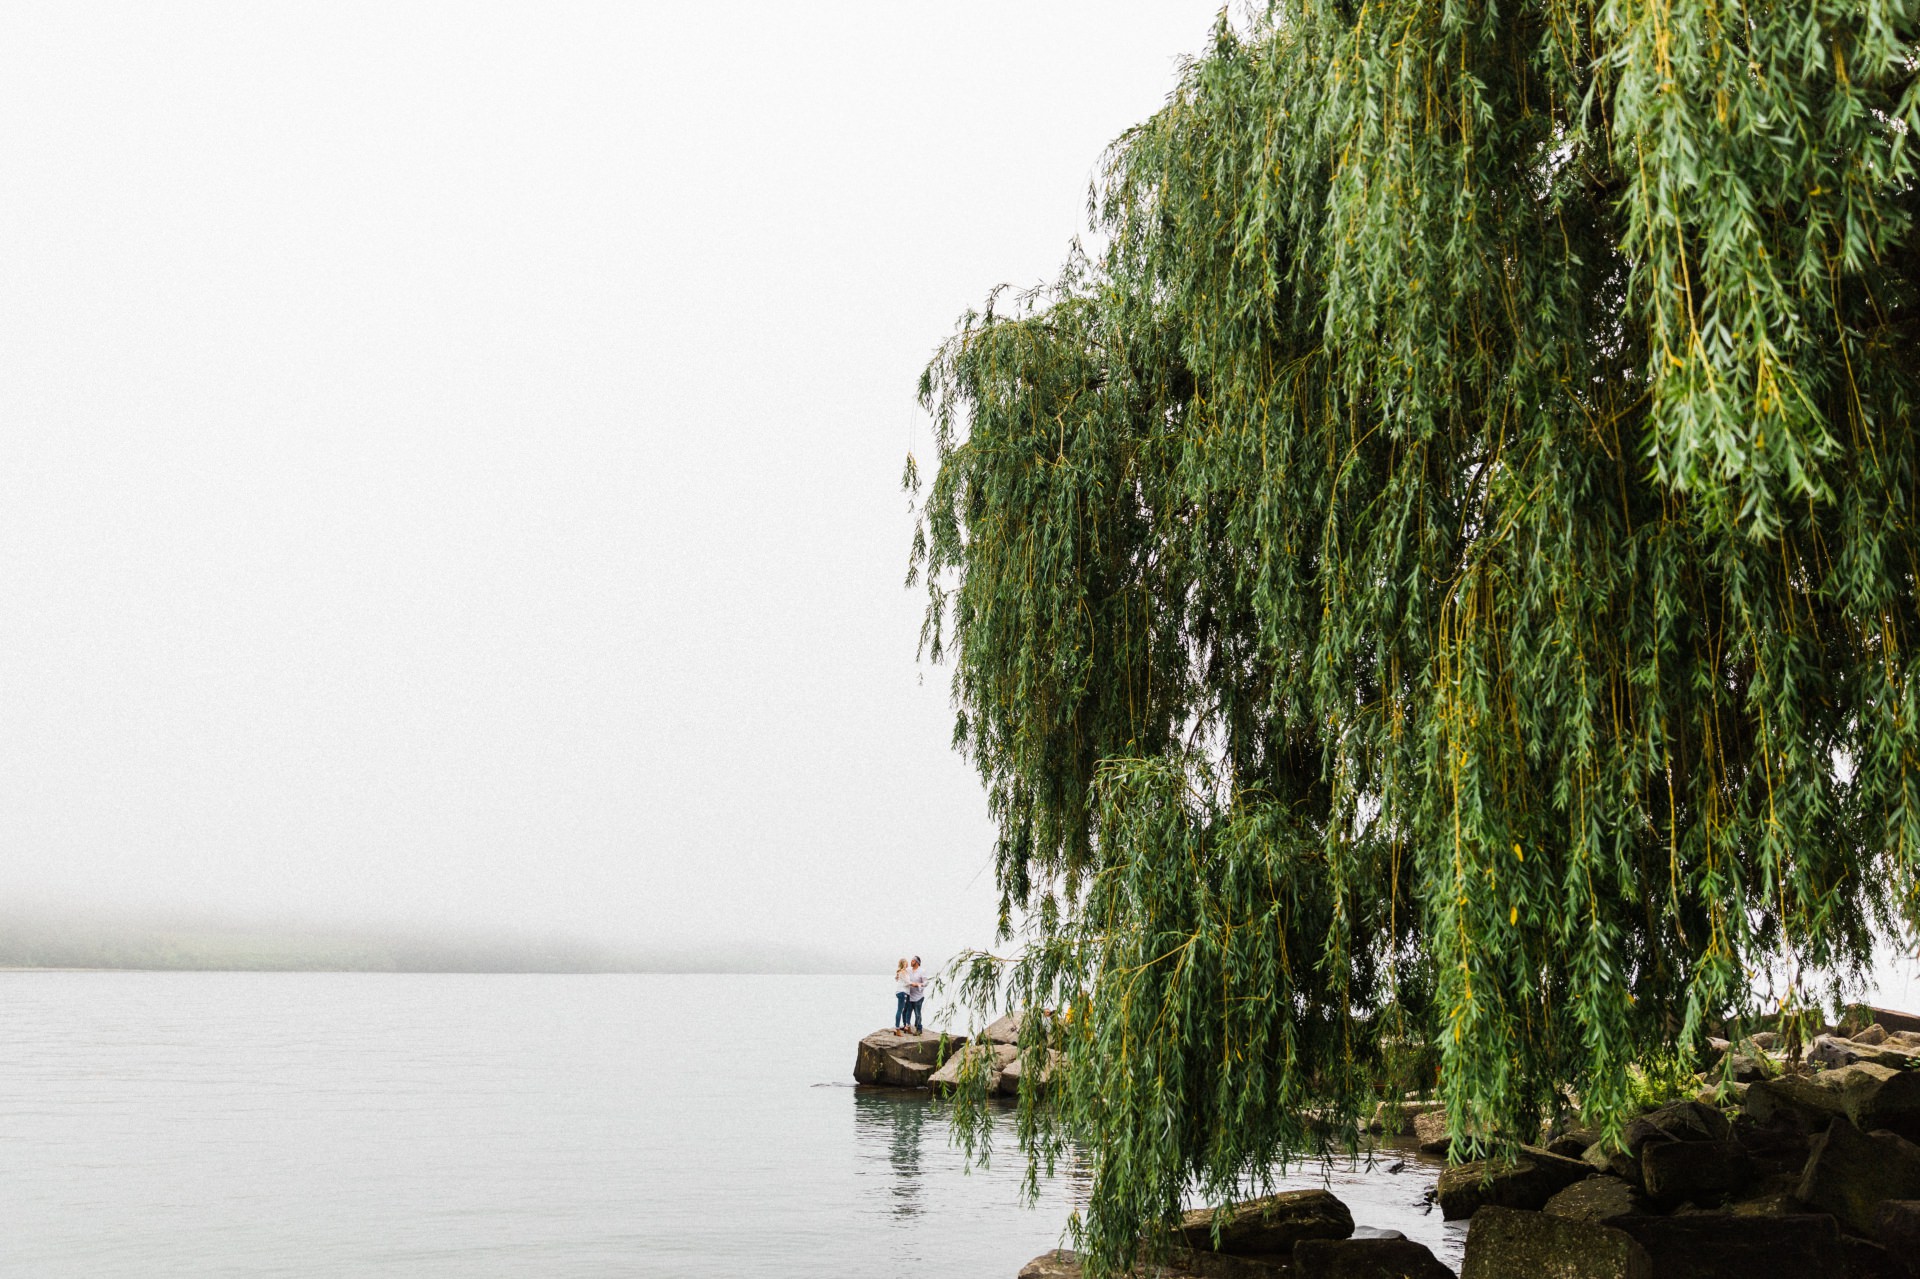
[892,958,913,1034]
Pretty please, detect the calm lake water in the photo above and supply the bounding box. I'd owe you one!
[1,973,1462,1276]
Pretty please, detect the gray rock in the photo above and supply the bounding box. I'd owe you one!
[1018,1250,1083,1279]
[1545,1127,1599,1159]
[1542,1175,1645,1222]
[1857,1024,1891,1046]
[1858,1042,1920,1070]
[997,1048,1061,1098]
[926,1040,1017,1093]
[1436,1146,1593,1220]
[1640,1139,1752,1205]
[1180,1188,1353,1258]
[1460,1204,1650,1279]
[1795,1116,1920,1235]
[1808,1033,1920,1071]
[1411,1108,1450,1156]
[1623,1100,1730,1155]
[1693,1082,1748,1109]
[1609,1213,1844,1278]
[1745,1062,1920,1141]
[1292,1236,1452,1278]
[1727,1114,1811,1176]
[981,1012,1025,1045]
[1847,1005,1920,1036]
[1582,1141,1644,1188]
[851,1028,965,1087]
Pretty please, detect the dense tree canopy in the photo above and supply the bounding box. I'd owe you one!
[909,1,1919,1270]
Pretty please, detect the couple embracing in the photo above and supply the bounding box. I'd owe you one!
[892,956,927,1035]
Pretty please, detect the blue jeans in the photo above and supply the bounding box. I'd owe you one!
[906,998,924,1033]
[894,991,909,1028]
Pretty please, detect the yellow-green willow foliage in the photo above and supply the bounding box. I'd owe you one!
[909,2,1918,1272]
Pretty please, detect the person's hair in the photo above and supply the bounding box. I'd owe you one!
[911,955,921,966]
[895,958,909,977]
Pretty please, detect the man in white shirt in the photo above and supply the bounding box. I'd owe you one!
[904,956,927,1034]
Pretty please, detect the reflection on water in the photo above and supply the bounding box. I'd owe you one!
[851,1086,1463,1271]
[851,1089,1094,1238]
[854,1091,931,1218]
[2,974,1096,1279]
[1250,1144,1467,1270]
[0,974,1455,1277]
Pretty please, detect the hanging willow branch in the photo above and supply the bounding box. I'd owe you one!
[911,3,1919,1274]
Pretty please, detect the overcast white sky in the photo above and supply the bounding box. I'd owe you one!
[0,2,1237,967]
[3,3,1914,1005]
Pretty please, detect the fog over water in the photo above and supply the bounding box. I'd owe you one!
[0,2,1227,969]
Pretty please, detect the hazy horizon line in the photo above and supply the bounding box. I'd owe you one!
[0,904,878,975]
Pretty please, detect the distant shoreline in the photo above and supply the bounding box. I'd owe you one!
[0,909,876,976]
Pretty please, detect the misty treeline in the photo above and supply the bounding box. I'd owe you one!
[908,1,1920,1271]
[0,908,860,974]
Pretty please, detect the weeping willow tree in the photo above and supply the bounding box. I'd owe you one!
[908,1,1919,1271]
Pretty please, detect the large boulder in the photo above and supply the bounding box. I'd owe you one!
[1795,1116,1920,1235]
[1624,1100,1730,1154]
[1291,1236,1452,1278]
[1745,1062,1920,1140]
[851,1028,965,1087]
[1545,1127,1601,1159]
[1411,1108,1451,1156]
[998,1048,1062,1098]
[1694,1082,1749,1109]
[1436,1146,1593,1220]
[926,1041,1017,1093]
[1727,1113,1811,1177]
[1582,1140,1644,1187]
[981,1012,1026,1045]
[1017,1251,1082,1279]
[1181,1188,1353,1259]
[1609,1213,1844,1278]
[1808,1034,1920,1072]
[1640,1139,1752,1205]
[1460,1204,1650,1279]
[1542,1175,1645,1223]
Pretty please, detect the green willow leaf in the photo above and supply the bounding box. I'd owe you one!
[911,5,1919,1274]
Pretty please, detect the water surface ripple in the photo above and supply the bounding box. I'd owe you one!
[0,972,1460,1276]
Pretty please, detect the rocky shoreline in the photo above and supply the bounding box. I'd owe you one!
[879,1009,1920,1277]
[851,1013,1056,1096]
